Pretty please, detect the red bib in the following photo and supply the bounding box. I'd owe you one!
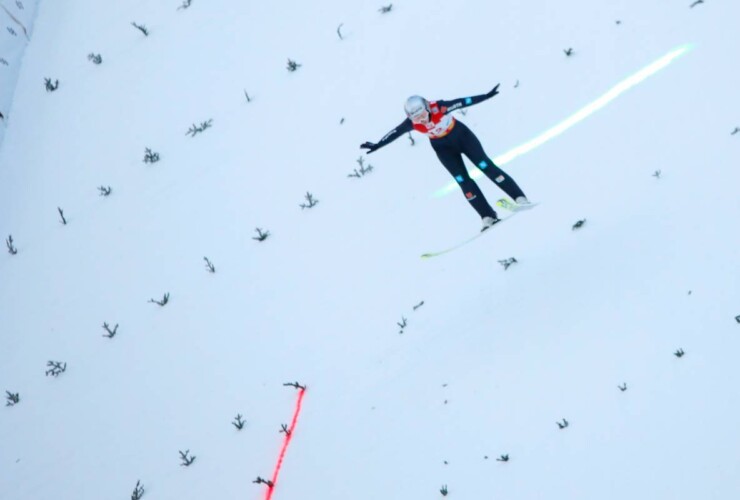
[411,101,456,138]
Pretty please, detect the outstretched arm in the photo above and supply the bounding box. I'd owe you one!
[438,84,501,114]
[360,118,414,154]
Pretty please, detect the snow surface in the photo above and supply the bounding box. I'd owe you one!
[0,0,42,148]
[2,1,740,499]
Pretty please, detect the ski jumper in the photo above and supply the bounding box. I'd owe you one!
[367,93,526,219]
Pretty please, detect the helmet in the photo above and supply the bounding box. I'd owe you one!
[404,95,429,121]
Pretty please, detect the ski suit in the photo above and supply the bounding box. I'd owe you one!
[362,91,526,219]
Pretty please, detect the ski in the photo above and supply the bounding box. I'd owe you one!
[420,199,537,259]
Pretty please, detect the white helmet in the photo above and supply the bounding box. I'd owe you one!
[404,95,429,120]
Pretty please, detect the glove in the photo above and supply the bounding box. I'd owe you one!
[360,141,379,154]
[485,84,501,99]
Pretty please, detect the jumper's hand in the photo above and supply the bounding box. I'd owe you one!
[360,141,379,154]
[485,84,501,99]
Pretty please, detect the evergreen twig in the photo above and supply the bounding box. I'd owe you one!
[6,235,17,255]
[286,59,302,72]
[102,322,119,338]
[44,78,59,91]
[131,480,145,500]
[131,22,149,36]
[143,148,160,163]
[232,414,246,430]
[5,391,20,406]
[149,293,170,306]
[253,228,270,241]
[179,449,196,466]
[299,192,319,210]
[45,361,67,377]
[203,257,216,273]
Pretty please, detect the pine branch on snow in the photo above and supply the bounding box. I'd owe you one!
[232,414,246,430]
[203,256,216,273]
[5,391,20,406]
[286,59,301,72]
[300,192,319,210]
[348,156,373,178]
[149,293,170,306]
[498,257,517,270]
[45,361,67,377]
[253,477,274,487]
[186,119,213,137]
[131,480,145,500]
[179,449,196,466]
[131,22,149,36]
[44,78,59,92]
[6,235,17,255]
[253,228,270,241]
[143,148,160,163]
[102,322,119,338]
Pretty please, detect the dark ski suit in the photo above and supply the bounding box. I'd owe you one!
[361,88,526,219]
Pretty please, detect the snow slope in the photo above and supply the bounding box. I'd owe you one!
[1,1,739,499]
[0,0,41,147]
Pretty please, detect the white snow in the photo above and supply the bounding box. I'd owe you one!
[0,0,41,147]
[1,1,739,499]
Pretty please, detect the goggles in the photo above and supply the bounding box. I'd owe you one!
[408,108,430,123]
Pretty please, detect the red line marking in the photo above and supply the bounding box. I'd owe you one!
[265,388,306,500]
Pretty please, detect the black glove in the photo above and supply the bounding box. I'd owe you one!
[360,141,379,154]
[485,84,501,99]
